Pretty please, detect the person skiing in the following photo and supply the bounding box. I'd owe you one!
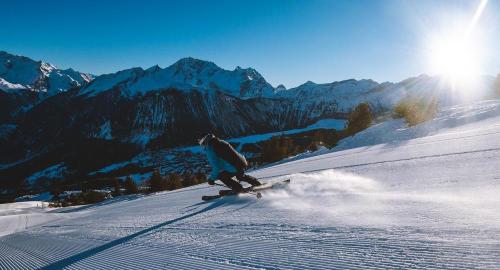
[199,133,261,192]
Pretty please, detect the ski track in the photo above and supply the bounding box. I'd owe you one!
[2,104,500,269]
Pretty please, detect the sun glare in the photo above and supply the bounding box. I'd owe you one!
[427,0,488,89]
[429,36,480,85]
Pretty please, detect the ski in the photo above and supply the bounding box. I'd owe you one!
[201,194,223,201]
[202,179,290,201]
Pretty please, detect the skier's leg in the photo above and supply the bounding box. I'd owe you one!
[219,171,244,192]
[236,172,262,187]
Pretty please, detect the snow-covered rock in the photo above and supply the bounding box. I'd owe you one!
[0,78,26,91]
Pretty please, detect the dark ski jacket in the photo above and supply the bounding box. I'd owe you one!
[205,137,248,179]
[210,138,248,171]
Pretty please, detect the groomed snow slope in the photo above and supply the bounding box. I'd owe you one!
[1,100,500,269]
[0,202,65,238]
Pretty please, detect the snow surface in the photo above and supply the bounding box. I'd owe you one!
[2,100,500,269]
[0,202,62,238]
[15,193,53,202]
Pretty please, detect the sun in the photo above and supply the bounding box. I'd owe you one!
[429,35,480,85]
[426,0,488,89]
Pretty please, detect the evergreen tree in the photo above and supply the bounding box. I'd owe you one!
[394,97,437,126]
[124,176,138,194]
[112,178,122,196]
[149,170,167,192]
[260,135,294,163]
[166,173,183,190]
[346,103,372,135]
[195,170,207,183]
[49,182,62,201]
[307,142,318,152]
[16,178,30,197]
[182,172,198,187]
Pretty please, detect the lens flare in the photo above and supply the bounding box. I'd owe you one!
[429,35,480,86]
[427,0,488,91]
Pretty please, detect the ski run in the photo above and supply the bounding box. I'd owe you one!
[1,100,500,269]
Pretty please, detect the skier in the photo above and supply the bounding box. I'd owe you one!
[199,133,261,193]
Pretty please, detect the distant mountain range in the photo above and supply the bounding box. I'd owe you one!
[0,51,93,95]
[0,51,498,188]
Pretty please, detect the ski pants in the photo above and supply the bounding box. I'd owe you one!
[218,171,261,192]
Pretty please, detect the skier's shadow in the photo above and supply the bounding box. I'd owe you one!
[37,200,227,270]
[183,194,256,214]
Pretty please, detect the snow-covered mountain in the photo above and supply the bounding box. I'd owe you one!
[1,51,499,190]
[79,57,276,99]
[0,51,92,95]
[278,74,497,113]
[0,52,93,124]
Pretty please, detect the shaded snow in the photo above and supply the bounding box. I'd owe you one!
[80,68,143,97]
[26,163,67,182]
[92,121,113,140]
[0,78,26,91]
[91,161,131,175]
[15,193,53,202]
[123,172,153,184]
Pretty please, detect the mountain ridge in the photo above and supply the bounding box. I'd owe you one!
[79,56,276,99]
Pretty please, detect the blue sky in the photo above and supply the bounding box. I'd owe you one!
[1,0,499,88]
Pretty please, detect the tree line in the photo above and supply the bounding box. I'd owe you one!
[46,170,207,207]
[255,103,373,164]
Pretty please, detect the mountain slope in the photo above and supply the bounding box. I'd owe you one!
[1,99,499,269]
[0,87,346,182]
[0,51,93,125]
